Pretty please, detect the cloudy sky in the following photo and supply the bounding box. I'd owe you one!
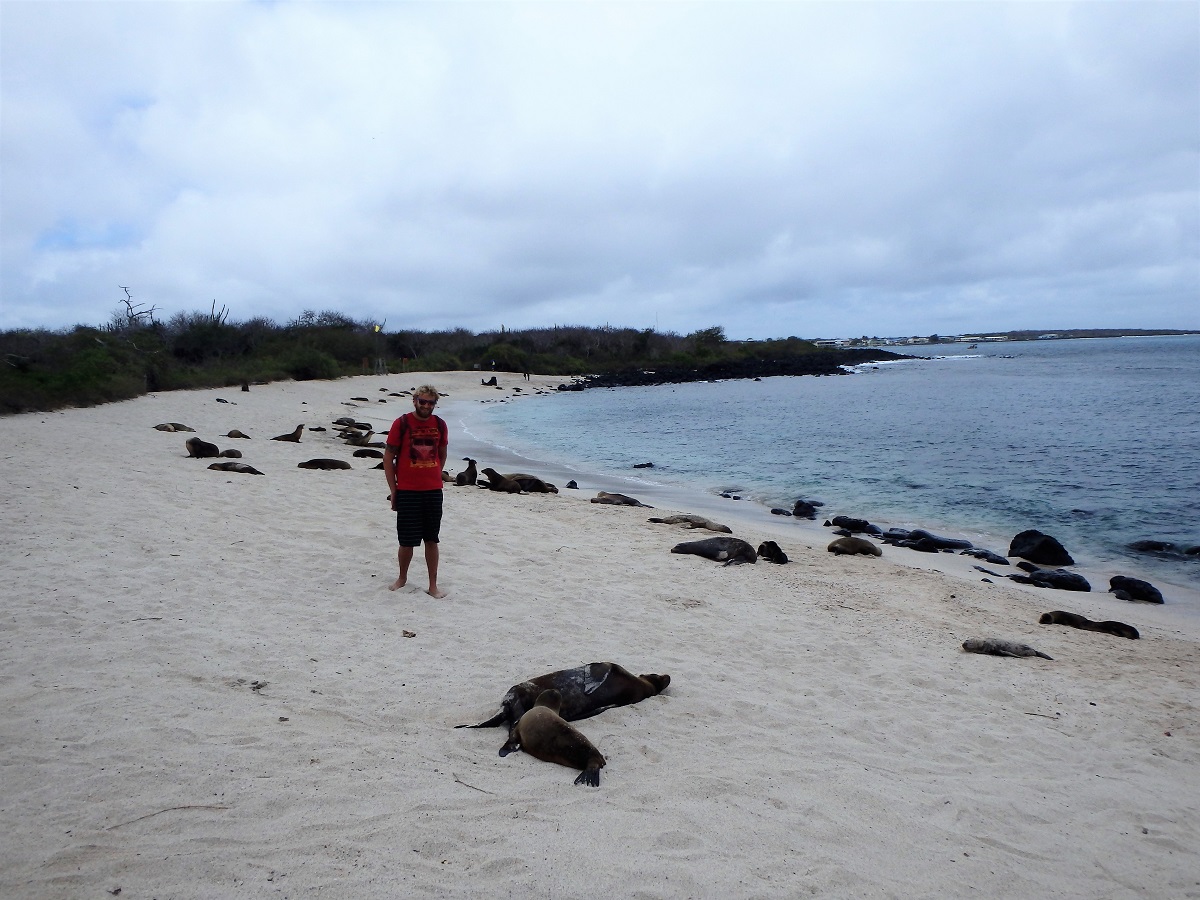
[2,2,1196,340]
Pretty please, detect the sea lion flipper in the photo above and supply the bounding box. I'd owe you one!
[574,767,601,788]
[455,710,509,729]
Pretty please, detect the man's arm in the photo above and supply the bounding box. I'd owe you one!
[383,446,399,499]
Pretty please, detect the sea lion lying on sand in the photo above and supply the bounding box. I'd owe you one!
[207,461,263,475]
[457,662,670,733]
[827,536,882,557]
[155,422,196,432]
[504,473,558,493]
[185,437,221,459]
[499,690,606,787]
[297,458,352,470]
[961,638,1052,660]
[1039,610,1139,640]
[671,537,758,566]
[481,468,524,493]
[591,491,652,507]
[225,429,251,439]
[757,540,788,563]
[648,514,732,534]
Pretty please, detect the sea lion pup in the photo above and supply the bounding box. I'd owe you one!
[154,422,196,432]
[757,540,788,564]
[353,448,384,458]
[591,491,652,507]
[827,536,882,557]
[297,458,352,470]
[503,473,558,493]
[1039,610,1139,640]
[207,461,264,475]
[185,437,221,458]
[961,638,1053,660]
[671,537,758,566]
[271,424,304,442]
[218,448,242,458]
[647,514,732,534]
[457,662,671,732]
[499,690,606,787]
[225,429,251,439]
[455,458,478,486]
[480,467,524,493]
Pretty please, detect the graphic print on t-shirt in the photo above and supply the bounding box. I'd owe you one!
[408,423,441,468]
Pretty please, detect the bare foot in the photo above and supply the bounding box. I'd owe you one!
[426,587,448,599]
[389,576,406,591]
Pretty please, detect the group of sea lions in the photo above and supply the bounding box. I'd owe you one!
[443,458,559,494]
[459,661,670,787]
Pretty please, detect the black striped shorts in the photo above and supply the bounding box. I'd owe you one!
[393,489,443,547]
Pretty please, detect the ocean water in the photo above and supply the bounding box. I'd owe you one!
[463,335,1200,592]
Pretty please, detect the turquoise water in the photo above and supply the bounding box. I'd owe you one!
[465,335,1200,591]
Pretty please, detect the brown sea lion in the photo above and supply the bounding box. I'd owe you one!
[218,448,242,458]
[590,491,652,507]
[827,536,882,557]
[185,437,221,458]
[344,429,375,447]
[207,461,264,475]
[671,537,757,566]
[455,458,478,486]
[271,424,304,442]
[353,448,384,458]
[154,422,196,432]
[225,429,251,439]
[647,514,732,534]
[456,662,670,732]
[481,468,523,493]
[504,473,558,493]
[1039,610,1139,640]
[757,540,788,564]
[297,458,352,470]
[499,690,606,787]
[961,638,1052,660]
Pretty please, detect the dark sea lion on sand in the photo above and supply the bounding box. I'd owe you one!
[591,491,652,507]
[757,540,788,564]
[504,474,559,493]
[457,662,670,732]
[1039,610,1139,640]
[962,638,1052,660]
[455,458,478,486]
[225,429,251,439]
[297,458,352,470]
[271,424,304,442]
[353,448,384,458]
[671,536,757,565]
[155,422,196,432]
[207,461,264,475]
[185,437,221,458]
[647,514,732,534]
[481,467,523,493]
[218,448,242,458]
[827,536,882,557]
[499,690,606,787]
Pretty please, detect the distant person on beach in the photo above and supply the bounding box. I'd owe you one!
[383,385,449,598]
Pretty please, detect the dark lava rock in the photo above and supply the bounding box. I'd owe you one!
[1009,530,1075,566]
[1109,575,1164,604]
[961,548,1010,566]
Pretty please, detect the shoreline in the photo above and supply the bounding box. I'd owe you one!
[450,372,1200,625]
[3,370,1197,897]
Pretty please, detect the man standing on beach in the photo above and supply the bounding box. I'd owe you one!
[383,385,449,598]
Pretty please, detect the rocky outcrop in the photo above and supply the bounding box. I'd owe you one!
[1009,530,1074,566]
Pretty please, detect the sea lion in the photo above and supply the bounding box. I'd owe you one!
[353,448,384,458]
[671,537,757,566]
[225,429,251,439]
[504,474,559,493]
[207,461,264,475]
[271,424,304,442]
[185,437,221,459]
[218,448,242,458]
[1009,568,1091,592]
[154,422,196,432]
[297,458,352,470]
[455,458,478,486]
[961,638,1052,660]
[456,661,671,732]
[343,430,375,447]
[757,540,788,564]
[1039,610,1139,640]
[499,690,606,787]
[827,536,882,557]
[590,491,652,507]
[481,468,523,493]
[647,514,732,534]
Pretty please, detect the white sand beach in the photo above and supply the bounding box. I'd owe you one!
[2,371,1197,899]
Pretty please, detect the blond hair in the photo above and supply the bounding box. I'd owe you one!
[414,384,440,399]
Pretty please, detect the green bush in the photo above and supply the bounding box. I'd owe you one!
[277,347,341,381]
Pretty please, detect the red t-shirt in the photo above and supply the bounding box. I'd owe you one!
[387,412,448,491]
